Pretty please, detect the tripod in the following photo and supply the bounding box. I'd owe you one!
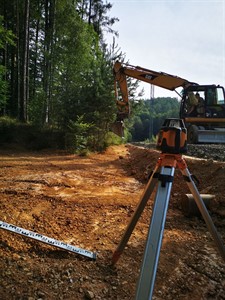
[112,119,225,300]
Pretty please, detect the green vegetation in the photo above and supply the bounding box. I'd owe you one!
[0,116,64,150]
[127,97,180,142]
[0,0,180,152]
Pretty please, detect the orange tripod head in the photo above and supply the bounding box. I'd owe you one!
[156,118,187,154]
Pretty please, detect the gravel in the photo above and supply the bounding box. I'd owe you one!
[186,144,225,161]
[131,142,225,162]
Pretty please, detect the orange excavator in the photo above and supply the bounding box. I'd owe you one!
[113,61,225,143]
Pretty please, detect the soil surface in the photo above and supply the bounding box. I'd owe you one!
[0,144,225,300]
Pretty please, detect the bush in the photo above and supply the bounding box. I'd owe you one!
[65,116,93,155]
[0,117,65,150]
[104,131,123,146]
[0,117,18,143]
[0,116,125,153]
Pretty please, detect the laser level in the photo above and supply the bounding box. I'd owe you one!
[156,118,187,154]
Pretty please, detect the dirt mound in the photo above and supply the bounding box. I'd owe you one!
[0,145,224,299]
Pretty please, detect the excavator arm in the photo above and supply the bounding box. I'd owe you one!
[113,60,191,121]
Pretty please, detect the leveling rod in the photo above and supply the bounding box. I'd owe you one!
[0,221,96,260]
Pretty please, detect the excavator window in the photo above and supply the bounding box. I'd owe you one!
[182,86,225,118]
[205,87,225,118]
[216,87,225,105]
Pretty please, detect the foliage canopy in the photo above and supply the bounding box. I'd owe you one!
[0,0,180,151]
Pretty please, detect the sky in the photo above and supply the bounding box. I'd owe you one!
[105,0,225,99]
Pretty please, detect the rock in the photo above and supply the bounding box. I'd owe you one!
[84,289,95,299]
[37,291,45,297]
[102,287,109,294]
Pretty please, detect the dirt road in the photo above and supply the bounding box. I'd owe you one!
[0,145,224,299]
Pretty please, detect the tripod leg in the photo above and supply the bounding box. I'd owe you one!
[181,167,225,262]
[135,166,175,300]
[112,164,160,265]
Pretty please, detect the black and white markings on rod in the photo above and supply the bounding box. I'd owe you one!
[0,220,96,260]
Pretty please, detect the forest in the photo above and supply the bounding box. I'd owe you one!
[0,0,179,152]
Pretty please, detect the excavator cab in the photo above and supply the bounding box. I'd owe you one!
[180,85,225,119]
[180,85,225,143]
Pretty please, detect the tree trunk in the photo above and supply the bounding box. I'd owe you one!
[43,0,55,124]
[32,14,40,99]
[16,0,20,119]
[88,0,92,24]
[20,0,30,122]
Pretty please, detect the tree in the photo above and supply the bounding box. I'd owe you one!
[77,0,118,38]
[20,0,30,121]
[0,0,122,150]
[0,14,15,113]
[128,97,180,141]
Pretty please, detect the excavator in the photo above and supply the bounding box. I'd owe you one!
[113,61,225,143]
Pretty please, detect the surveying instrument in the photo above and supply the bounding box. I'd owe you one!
[112,118,225,300]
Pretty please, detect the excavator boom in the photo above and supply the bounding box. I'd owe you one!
[114,61,191,91]
[113,61,192,121]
